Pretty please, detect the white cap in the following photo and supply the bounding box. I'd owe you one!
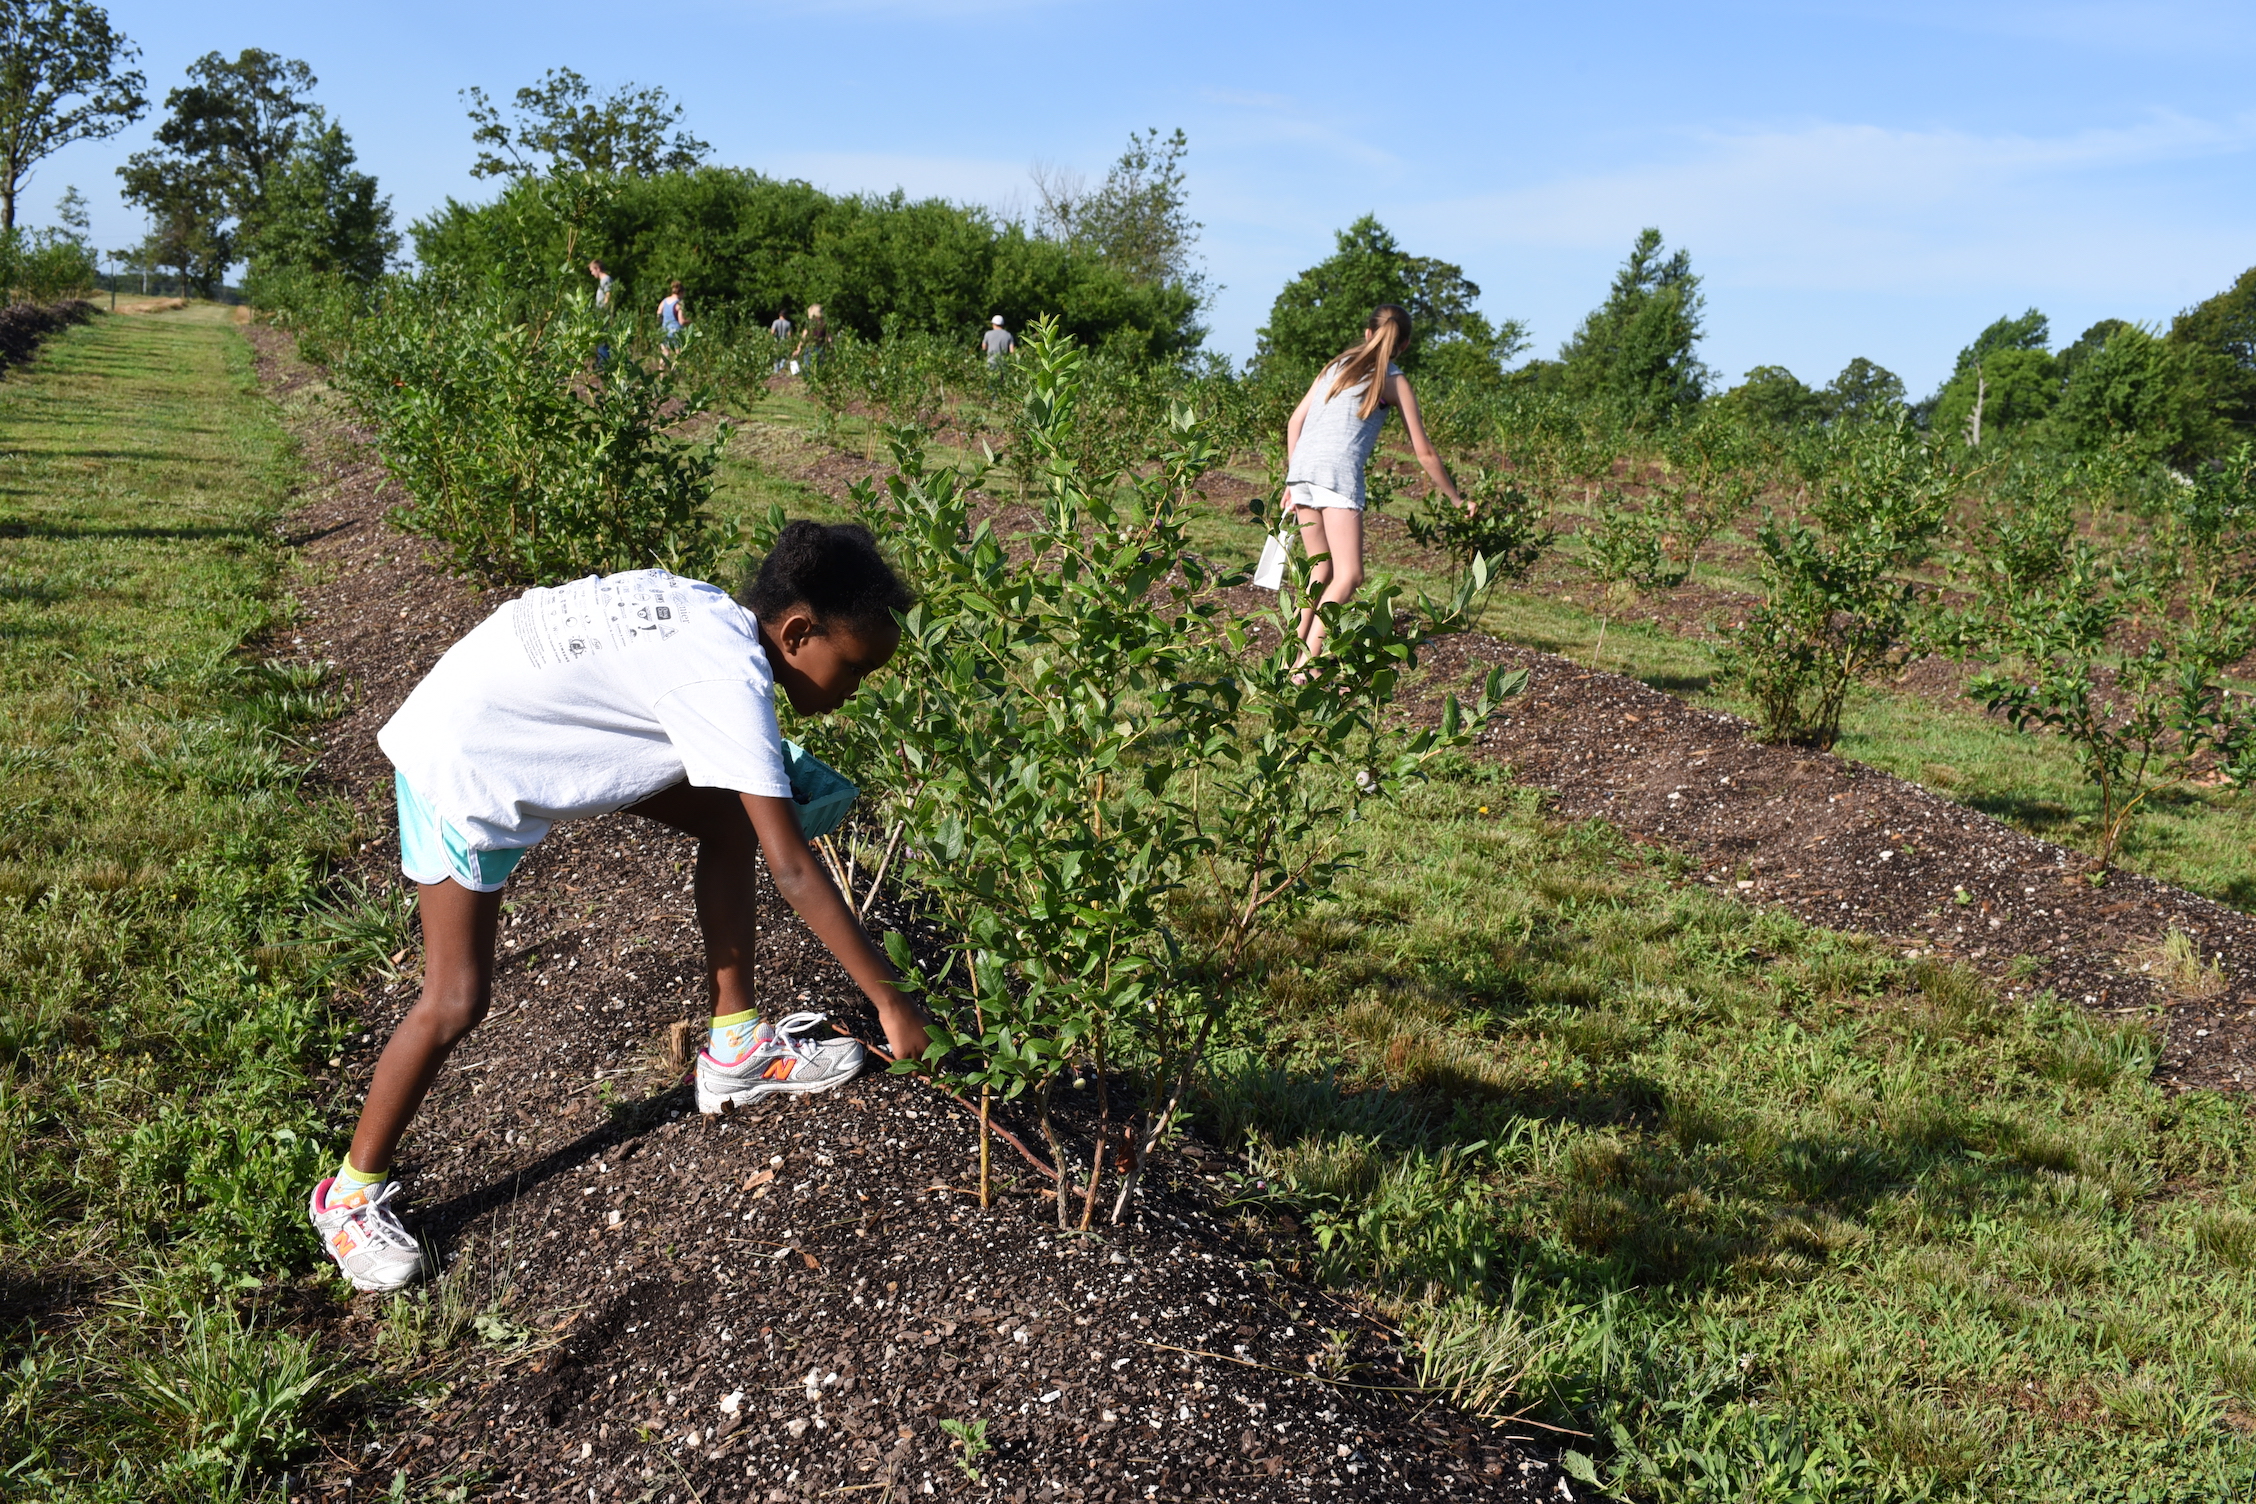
[991,315,1004,325]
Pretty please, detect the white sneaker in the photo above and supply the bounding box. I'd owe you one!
[309,1176,424,1292]
[696,1010,866,1114]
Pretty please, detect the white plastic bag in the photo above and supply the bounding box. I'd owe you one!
[1252,530,1289,590]
[788,359,801,375]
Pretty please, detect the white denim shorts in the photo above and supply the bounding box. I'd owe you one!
[1288,482,1360,513]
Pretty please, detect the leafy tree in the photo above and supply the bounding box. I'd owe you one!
[119,49,318,286]
[1719,417,1958,748]
[1716,365,1821,429]
[52,181,85,241]
[243,110,397,295]
[1819,357,1906,424]
[1971,447,2256,865]
[332,275,734,586]
[117,157,227,294]
[1932,346,2058,446]
[1949,307,2050,379]
[2166,265,2256,434]
[2058,318,2131,388]
[1034,127,1204,302]
[807,321,1517,1223]
[0,0,144,231]
[1556,227,1708,425]
[412,169,1204,361]
[464,68,708,179]
[2055,323,2222,465]
[1254,214,1525,385]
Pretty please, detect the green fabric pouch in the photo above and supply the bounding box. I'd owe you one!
[782,740,858,840]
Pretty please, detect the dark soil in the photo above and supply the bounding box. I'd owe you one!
[1404,634,2256,1095]
[248,333,1566,1503]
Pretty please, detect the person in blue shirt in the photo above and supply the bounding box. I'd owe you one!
[657,281,689,362]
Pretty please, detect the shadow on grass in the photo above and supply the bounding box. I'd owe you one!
[1638,672,1713,695]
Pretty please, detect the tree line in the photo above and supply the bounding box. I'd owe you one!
[0,0,2247,467]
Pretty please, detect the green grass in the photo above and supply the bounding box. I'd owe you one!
[0,304,363,1500]
[1199,758,2256,1500]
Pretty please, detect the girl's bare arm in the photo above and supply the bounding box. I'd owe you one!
[1285,383,1317,462]
[1389,376,1467,510]
[742,792,931,1060]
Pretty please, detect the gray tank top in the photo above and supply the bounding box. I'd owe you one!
[1285,361,1399,505]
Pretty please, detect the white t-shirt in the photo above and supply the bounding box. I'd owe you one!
[378,570,793,854]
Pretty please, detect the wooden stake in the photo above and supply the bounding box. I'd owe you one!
[977,1083,992,1209]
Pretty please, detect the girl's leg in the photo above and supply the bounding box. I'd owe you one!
[1290,504,1333,650]
[1293,505,1366,663]
[620,782,759,1018]
[346,878,503,1176]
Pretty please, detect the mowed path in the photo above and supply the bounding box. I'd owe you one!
[0,304,359,1500]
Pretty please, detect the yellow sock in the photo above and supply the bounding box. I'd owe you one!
[710,1009,759,1062]
[332,1158,385,1199]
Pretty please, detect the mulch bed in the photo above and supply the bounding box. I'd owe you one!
[1404,634,2256,1095]
[248,331,1564,1502]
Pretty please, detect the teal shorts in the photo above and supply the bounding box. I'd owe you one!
[395,772,531,893]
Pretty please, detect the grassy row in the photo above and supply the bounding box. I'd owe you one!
[0,306,374,1500]
[1207,761,2256,1500]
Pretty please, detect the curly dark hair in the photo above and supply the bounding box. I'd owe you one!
[739,520,913,635]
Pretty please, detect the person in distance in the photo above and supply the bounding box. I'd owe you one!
[309,523,932,1293]
[1280,302,1467,672]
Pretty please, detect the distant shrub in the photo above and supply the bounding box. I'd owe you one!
[1718,417,1957,749]
[331,276,734,586]
[0,229,96,303]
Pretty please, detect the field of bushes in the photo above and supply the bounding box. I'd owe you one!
[247,224,2256,1499]
[3,146,2255,1501]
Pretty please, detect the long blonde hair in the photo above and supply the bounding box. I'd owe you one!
[1325,304,1412,419]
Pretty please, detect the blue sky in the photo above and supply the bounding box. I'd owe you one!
[53,0,2256,396]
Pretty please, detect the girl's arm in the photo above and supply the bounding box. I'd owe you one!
[1284,381,1318,461]
[742,792,932,1061]
[1389,375,1468,511]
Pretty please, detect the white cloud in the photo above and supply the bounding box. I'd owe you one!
[759,150,1030,206]
[1416,112,2256,299]
[1879,0,2256,56]
[723,0,1068,14]
[1197,88,1402,172]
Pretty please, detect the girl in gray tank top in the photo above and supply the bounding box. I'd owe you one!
[1279,303,1467,672]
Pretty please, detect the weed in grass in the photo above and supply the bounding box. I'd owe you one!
[1865,1395,1992,1488]
[310,875,418,983]
[2139,926,2226,998]
[376,1230,520,1366]
[2042,1016,2159,1088]
[1411,1293,1556,1424]
[120,1302,333,1490]
[2191,1207,2256,1270]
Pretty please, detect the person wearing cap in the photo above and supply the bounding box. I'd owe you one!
[979,315,1016,365]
